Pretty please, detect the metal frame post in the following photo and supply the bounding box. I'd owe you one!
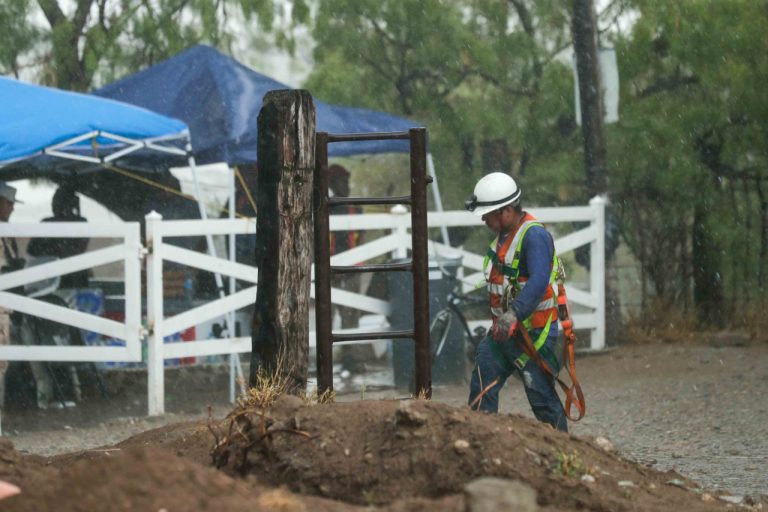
[314,133,334,393]
[409,128,431,397]
[313,128,432,398]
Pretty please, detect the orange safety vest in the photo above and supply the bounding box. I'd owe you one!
[483,213,558,329]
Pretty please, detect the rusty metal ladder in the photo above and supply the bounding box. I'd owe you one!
[313,127,432,398]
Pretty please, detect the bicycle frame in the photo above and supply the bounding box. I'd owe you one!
[429,288,488,363]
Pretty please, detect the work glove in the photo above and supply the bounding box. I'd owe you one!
[492,309,518,342]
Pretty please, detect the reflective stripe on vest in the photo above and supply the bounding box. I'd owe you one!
[487,312,555,373]
[482,214,558,330]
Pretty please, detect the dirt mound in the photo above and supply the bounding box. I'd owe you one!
[210,397,729,511]
[4,442,359,512]
[0,397,748,511]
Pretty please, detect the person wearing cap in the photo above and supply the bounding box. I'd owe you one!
[0,182,23,417]
[465,172,567,432]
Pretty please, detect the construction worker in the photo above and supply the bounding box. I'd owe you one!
[465,172,567,432]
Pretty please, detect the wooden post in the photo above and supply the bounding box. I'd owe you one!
[251,90,315,393]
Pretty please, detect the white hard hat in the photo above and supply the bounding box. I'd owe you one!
[464,172,520,217]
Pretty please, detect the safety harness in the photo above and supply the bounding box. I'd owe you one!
[481,221,586,421]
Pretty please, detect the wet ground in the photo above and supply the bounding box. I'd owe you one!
[2,341,767,499]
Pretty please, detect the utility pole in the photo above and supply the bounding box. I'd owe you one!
[572,0,607,197]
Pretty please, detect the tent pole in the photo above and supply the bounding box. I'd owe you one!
[186,152,244,400]
[227,166,245,402]
[427,153,450,246]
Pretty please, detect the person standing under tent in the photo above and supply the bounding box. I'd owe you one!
[0,183,72,411]
[0,183,24,414]
[464,172,568,432]
[27,184,91,289]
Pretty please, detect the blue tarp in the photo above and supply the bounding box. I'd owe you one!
[94,45,420,165]
[0,76,189,166]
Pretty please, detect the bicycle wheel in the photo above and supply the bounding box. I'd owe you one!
[429,308,453,361]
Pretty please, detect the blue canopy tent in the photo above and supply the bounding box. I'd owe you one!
[0,76,192,174]
[93,45,448,241]
[0,76,201,222]
[94,45,416,165]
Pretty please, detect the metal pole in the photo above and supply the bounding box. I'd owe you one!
[409,128,431,398]
[227,167,240,402]
[187,154,245,400]
[313,132,333,394]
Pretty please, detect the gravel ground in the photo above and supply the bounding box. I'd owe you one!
[2,341,767,499]
[434,341,768,499]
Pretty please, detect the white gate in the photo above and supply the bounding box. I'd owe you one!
[0,222,143,362]
[144,212,257,415]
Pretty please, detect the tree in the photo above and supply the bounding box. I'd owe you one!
[0,0,309,90]
[0,0,39,77]
[608,0,768,325]
[303,0,584,220]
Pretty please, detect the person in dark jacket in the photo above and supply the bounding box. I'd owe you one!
[27,184,91,289]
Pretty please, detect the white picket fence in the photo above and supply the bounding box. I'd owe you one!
[0,196,605,417]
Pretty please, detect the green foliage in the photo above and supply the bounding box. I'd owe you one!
[0,0,282,90]
[305,0,768,323]
[608,0,768,320]
[305,0,581,254]
[552,449,583,477]
[0,0,39,76]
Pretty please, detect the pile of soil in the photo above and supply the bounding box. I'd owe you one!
[2,397,758,511]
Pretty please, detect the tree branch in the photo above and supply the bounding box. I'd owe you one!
[597,0,629,36]
[509,0,535,38]
[37,0,65,27]
[508,0,542,86]
[474,69,534,97]
[638,72,699,98]
[366,15,399,63]
[73,0,94,34]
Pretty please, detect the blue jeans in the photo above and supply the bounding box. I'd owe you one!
[468,331,568,432]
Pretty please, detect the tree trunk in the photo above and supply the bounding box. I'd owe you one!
[251,90,316,393]
[572,0,607,197]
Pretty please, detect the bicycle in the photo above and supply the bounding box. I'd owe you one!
[428,283,489,373]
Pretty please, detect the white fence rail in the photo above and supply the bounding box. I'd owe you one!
[0,222,143,362]
[144,212,257,415]
[1,197,605,417]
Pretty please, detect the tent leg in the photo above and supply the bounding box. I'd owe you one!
[187,154,245,404]
[227,166,246,402]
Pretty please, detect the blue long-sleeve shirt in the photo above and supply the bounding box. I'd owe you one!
[510,224,558,337]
